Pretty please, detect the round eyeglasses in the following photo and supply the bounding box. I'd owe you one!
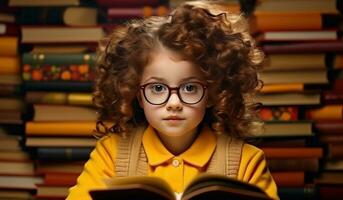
[140,82,207,105]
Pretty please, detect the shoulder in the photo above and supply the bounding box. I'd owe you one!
[239,142,267,171]
[93,134,120,155]
[241,143,265,159]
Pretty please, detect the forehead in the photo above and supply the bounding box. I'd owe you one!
[141,48,204,84]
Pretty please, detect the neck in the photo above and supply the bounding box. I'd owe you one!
[157,128,199,155]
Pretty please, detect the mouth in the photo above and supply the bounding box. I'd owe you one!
[163,116,185,120]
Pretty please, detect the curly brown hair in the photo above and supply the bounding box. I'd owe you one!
[93,0,264,139]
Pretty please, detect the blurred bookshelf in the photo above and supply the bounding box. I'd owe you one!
[0,0,342,199]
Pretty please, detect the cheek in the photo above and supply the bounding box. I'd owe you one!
[141,102,160,123]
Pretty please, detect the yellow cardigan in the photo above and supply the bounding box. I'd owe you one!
[67,126,279,200]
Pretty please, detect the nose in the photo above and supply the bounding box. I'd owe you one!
[166,92,183,111]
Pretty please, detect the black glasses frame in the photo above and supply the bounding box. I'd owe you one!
[140,82,207,105]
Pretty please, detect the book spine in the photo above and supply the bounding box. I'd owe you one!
[0,56,20,75]
[25,92,68,104]
[17,7,65,25]
[97,0,163,7]
[306,105,343,120]
[315,121,343,134]
[44,172,80,186]
[319,135,343,143]
[23,81,92,92]
[22,63,95,81]
[25,92,92,105]
[261,83,304,94]
[22,53,96,65]
[251,13,321,32]
[37,147,92,161]
[25,121,96,136]
[322,91,343,104]
[278,186,317,200]
[259,106,298,121]
[263,41,343,54]
[0,84,21,96]
[0,36,18,56]
[251,13,341,32]
[268,159,319,172]
[328,144,343,158]
[107,6,168,19]
[271,171,305,187]
[261,147,323,158]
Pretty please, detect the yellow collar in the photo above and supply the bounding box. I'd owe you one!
[142,125,217,168]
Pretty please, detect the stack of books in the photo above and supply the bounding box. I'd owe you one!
[0,3,41,199]
[248,0,343,199]
[97,0,169,26]
[7,0,101,199]
[309,61,343,198]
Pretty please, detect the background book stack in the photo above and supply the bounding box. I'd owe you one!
[310,58,343,197]
[0,2,38,200]
[97,0,169,34]
[248,0,343,199]
[6,0,101,199]
[1,0,342,200]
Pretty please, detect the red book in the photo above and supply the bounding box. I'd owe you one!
[319,186,343,200]
[319,135,343,143]
[262,41,343,54]
[328,144,343,158]
[271,171,304,187]
[268,158,319,172]
[107,6,169,20]
[323,91,343,104]
[261,147,323,159]
[44,172,79,186]
[0,23,19,36]
[97,0,161,7]
[315,121,343,134]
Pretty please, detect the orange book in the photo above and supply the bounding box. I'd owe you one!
[0,37,18,56]
[261,147,323,159]
[271,171,304,187]
[25,121,96,136]
[306,105,343,120]
[260,83,304,94]
[333,54,343,69]
[250,12,322,32]
[0,56,20,75]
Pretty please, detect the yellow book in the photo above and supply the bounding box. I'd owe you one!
[25,121,96,136]
[261,83,304,94]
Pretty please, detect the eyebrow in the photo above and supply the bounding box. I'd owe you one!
[143,76,203,84]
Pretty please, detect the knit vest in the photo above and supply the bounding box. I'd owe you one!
[115,125,243,178]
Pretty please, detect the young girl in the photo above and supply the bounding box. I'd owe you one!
[67,1,278,199]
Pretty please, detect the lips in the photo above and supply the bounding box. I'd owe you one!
[163,116,185,120]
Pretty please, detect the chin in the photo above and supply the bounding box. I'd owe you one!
[156,126,194,137]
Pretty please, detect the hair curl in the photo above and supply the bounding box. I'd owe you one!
[93,0,264,139]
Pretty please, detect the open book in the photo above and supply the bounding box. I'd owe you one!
[89,173,272,200]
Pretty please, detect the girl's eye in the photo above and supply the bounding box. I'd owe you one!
[149,84,167,93]
[182,83,199,93]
